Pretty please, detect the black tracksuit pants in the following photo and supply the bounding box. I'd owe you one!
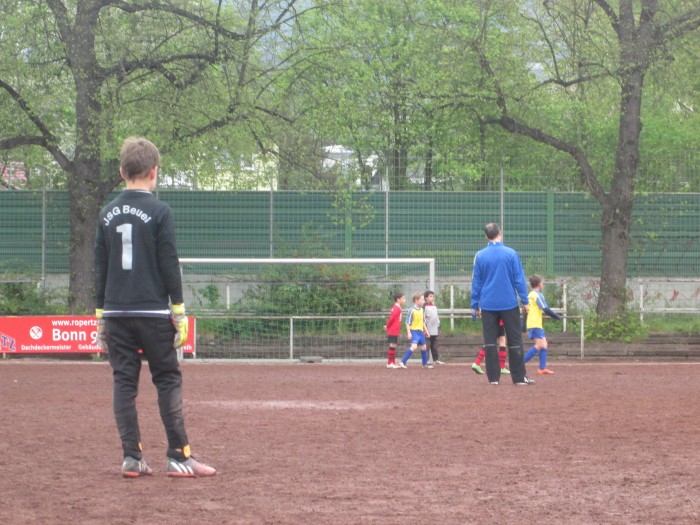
[480,307,527,383]
[106,316,189,461]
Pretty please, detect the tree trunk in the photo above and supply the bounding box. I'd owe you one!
[598,199,632,317]
[68,181,102,314]
[423,144,433,191]
[67,153,108,313]
[596,63,645,317]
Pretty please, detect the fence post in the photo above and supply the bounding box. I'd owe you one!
[450,285,455,330]
[289,317,294,360]
[547,191,554,275]
[562,282,568,332]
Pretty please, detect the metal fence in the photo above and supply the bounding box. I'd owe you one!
[191,312,586,361]
[1,191,699,281]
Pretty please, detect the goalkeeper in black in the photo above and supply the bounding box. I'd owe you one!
[94,137,215,478]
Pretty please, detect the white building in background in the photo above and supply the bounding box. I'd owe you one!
[160,145,384,191]
[159,152,279,191]
[0,162,27,189]
[322,145,382,190]
[235,152,278,191]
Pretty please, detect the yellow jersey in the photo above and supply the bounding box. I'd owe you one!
[406,306,425,331]
[526,290,547,330]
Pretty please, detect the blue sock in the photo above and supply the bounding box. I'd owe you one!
[401,349,413,363]
[539,348,548,370]
[421,350,428,365]
[524,346,537,363]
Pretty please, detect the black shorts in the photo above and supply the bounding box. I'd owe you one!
[387,335,399,344]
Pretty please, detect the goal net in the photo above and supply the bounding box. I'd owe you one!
[181,258,436,360]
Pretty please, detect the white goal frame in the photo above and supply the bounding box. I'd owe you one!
[179,257,435,292]
[179,257,435,361]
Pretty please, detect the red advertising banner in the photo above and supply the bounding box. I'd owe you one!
[0,316,195,354]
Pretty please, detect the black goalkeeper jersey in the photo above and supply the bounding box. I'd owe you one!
[94,190,183,318]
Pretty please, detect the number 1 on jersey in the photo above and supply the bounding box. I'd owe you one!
[116,223,133,270]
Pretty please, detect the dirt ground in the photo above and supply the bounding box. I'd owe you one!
[1,360,699,524]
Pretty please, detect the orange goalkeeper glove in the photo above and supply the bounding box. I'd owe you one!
[171,303,188,349]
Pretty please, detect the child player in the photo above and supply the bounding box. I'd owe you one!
[471,320,510,375]
[95,137,215,477]
[423,290,444,365]
[399,291,432,369]
[524,274,562,374]
[384,291,406,368]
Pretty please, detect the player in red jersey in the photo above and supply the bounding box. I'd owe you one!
[383,292,406,368]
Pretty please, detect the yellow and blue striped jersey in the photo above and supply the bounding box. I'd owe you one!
[526,290,548,329]
[406,306,425,331]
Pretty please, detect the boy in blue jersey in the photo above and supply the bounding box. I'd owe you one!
[398,291,432,369]
[524,275,562,374]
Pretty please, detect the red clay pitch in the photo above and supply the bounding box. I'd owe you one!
[1,361,699,524]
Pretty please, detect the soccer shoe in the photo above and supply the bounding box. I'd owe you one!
[471,363,484,375]
[500,368,511,375]
[387,363,395,368]
[398,361,408,369]
[122,456,153,478]
[434,360,445,365]
[166,457,216,478]
[490,381,499,385]
[423,363,434,369]
[537,368,554,374]
[515,376,536,386]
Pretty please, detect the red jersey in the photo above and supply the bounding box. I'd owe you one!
[385,303,403,336]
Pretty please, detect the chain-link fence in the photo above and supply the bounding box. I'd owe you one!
[0,190,698,280]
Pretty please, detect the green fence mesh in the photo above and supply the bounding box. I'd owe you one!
[0,190,698,279]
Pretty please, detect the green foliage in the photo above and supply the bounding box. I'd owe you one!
[438,285,471,309]
[641,314,700,335]
[585,312,648,343]
[0,282,67,315]
[241,264,384,315]
[189,284,222,310]
[523,257,547,278]
[214,263,386,340]
[433,285,481,335]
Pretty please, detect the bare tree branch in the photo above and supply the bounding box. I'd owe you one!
[102,53,218,86]
[536,70,611,89]
[655,7,700,47]
[472,42,609,207]
[108,1,247,41]
[521,11,563,81]
[591,0,620,36]
[0,80,71,170]
[0,136,47,150]
[45,0,72,37]
[490,114,608,206]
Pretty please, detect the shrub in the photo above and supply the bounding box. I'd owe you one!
[585,311,647,343]
[0,282,67,315]
[214,264,385,340]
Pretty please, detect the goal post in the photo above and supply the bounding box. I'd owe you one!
[180,258,435,292]
[179,257,436,360]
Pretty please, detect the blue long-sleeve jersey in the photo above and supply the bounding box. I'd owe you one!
[470,241,529,311]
